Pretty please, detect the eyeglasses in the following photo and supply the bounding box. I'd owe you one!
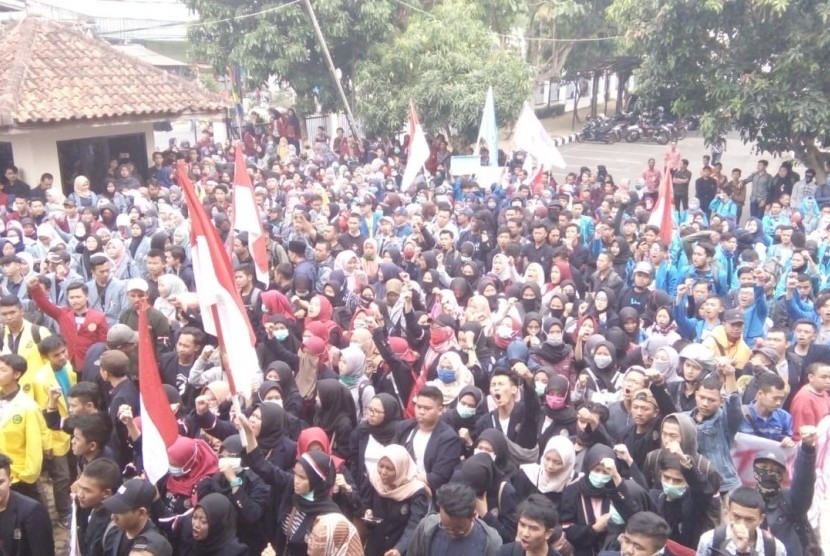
[438,519,474,538]
[366,407,385,416]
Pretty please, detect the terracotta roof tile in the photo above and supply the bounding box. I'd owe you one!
[0,17,227,127]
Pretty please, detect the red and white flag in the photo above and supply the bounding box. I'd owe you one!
[647,166,675,245]
[232,143,269,285]
[175,161,260,398]
[400,100,430,189]
[138,303,179,484]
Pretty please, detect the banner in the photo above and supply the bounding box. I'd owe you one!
[730,432,796,488]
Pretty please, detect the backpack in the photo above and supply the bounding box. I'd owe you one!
[0,324,43,351]
[710,525,776,556]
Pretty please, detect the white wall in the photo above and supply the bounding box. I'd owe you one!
[0,120,155,187]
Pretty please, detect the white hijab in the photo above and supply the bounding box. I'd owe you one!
[519,435,576,493]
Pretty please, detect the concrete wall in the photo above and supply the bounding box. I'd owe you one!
[0,120,155,187]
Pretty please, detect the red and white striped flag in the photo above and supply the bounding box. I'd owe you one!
[232,143,269,285]
[647,166,675,245]
[138,302,178,484]
[175,161,260,398]
[400,100,430,189]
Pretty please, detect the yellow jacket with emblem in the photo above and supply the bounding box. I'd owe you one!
[29,361,76,457]
[5,321,51,397]
[0,389,44,484]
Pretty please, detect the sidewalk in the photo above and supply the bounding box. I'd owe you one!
[539,100,620,140]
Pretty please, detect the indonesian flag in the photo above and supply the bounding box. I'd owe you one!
[400,100,430,189]
[232,143,269,285]
[175,161,260,398]
[512,102,566,169]
[647,166,675,245]
[138,302,178,484]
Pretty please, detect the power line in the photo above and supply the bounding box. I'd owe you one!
[95,0,301,36]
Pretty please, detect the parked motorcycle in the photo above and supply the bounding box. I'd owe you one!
[578,114,619,143]
[625,115,672,144]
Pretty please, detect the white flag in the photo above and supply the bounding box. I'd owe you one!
[511,102,566,169]
[401,100,431,189]
[475,86,499,167]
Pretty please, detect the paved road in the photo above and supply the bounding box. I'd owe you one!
[556,131,770,188]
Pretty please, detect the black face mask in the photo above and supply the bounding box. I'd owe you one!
[550,309,565,319]
[324,294,338,306]
[484,294,498,311]
[754,465,783,500]
[522,298,538,312]
[359,296,373,307]
[296,291,311,301]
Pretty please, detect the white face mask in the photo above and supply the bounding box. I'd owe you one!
[497,325,513,339]
[263,399,283,407]
[473,449,496,461]
[218,457,242,471]
[594,354,613,369]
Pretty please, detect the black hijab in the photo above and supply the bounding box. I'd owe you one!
[313,379,357,431]
[256,402,286,451]
[457,452,496,497]
[357,393,400,445]
[293,451,341,515]
[476,428,515,481]
[267,361,299,398]
[257,380,283,404]
[443,385,485,430]
[193,493,238,554]
[579,444,615,497]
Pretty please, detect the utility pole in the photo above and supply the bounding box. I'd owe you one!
[301,0,362,142]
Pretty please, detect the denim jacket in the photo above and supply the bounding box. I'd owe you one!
[688,392,743,492]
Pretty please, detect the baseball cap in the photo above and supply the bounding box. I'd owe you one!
[101,478,155,514]
[754,448,787,468]
[130,531,172,556]
[723,308,745,324]
[62,198,77,207]
[752,347,780,366]
[394,207,408,217]
[633,261,654,276]
[126,278,149,293]
[631,388,658,408]
[107,324,138,345]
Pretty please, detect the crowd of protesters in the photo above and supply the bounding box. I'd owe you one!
[0,110,827,556]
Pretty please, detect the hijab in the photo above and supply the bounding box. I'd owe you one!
[490,253,513,282]
[127,221,147,257]
[493,316,521,350]
[309,513,363,556]
[578,443,615,498]
[338,345,366,384]
[349,328,382,376]
[297,336,328,399]
[262,290,296,322]
[193,493,238,554]
[358,393,400,445]
[166,437,220,497]
[476,428,514,480]
[294,451,341,515]
[256,380,283,404]
[297,426,345,471]
[267,361,299,398]
[368,444,429,502]
[457,452,497,496]
[519,436,576,493]
[314,379,357,431]
[256,402,286,451]
[154,274,187,321]
[106,237,128,267]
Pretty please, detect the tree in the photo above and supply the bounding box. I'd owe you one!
[608,0,830,173]
[184,0,405,114]
[354,0,532,147]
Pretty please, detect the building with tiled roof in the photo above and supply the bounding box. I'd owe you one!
[0,16,228,192]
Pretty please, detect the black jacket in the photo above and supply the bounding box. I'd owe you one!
[360,486,430,555]
[394,419,462,492]
[107,378,140,469]
[0,491,54,556]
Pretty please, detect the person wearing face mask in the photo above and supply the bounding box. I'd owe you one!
[577,339,619,403]
[159,436,219,515]
[442,385,485,447]
[529,319,576,386]
[194,435,271,555]
[516,283,543,320]
[513,435,576,507]
[559,444,650,556]
[538,375,578,449]
[337,345,374,421]
[749,427,818,556]
[428,351,474,406]
[492,315,522,361]
[646,449,716,550]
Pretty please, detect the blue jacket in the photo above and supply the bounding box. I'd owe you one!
[673,295,719,341]
[677,265,728,296]
[654,261,678,298]
[688,392,743,492]
[742,286,768,344]
[709,197,737,221]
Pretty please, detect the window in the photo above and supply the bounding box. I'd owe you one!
[57,133,147,195]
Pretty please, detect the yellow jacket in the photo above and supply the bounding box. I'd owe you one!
[6,321,51,398]
[30,362,76,457]
[0,389,44,484]
[703,326,751,370]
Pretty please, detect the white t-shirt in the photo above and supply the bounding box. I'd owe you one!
[412,429,432,473]
[364,434,384,478]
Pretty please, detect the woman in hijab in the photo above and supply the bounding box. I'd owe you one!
[428,350,473,405]
[522,262,546,291]
[454,452,519,543]
[492,315,521,361]
[643,306,681,344]
[331,250,361,292]
[155,274,188,324]
[464,295,494,337]
[248,402,297,470]
[313,379,357,459]
[349,393,401,490]
[261,315,302,369]
[307,513,364,556]
[458,322,494,390]
[419,313,460,377]
[441,385,485,437]
[477,276,504,314]
[429,289,461,321]
[513,436,576,506]
[238,414,341,556]
[296,427,362,518]
[262,290,297,324]
[303,294,343,348]
[161,436,220,514]
[105,237,138,280]
[337,345,374,421]
[350,328,383,381]
[263,362,303,415]
[194,436,271,555]
[126,221,151,274]
[522,312,545,349]
[418,268,440,310]
[611,235,634,279]
[515,282,543,320]
[68,175,99,208]
[587,288,619,331]
[294,336,338,408]
[360,238,380,282]
[448,277,473,308]
[256,381,304,439]
[559,444,651,556]
[187,493,248,555]
[362,444,430,556]
[474,428,516,480]
[489,253,517,290]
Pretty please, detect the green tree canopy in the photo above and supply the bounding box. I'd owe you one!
[608,0,830,171]
[184,0,404,114]
[354,0,532,147]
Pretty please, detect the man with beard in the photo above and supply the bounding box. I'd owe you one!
[750,426,817,556]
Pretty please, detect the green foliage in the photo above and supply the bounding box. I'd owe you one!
[184,0,403,112]
[608,0,830,168]
[354,0,532,144]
